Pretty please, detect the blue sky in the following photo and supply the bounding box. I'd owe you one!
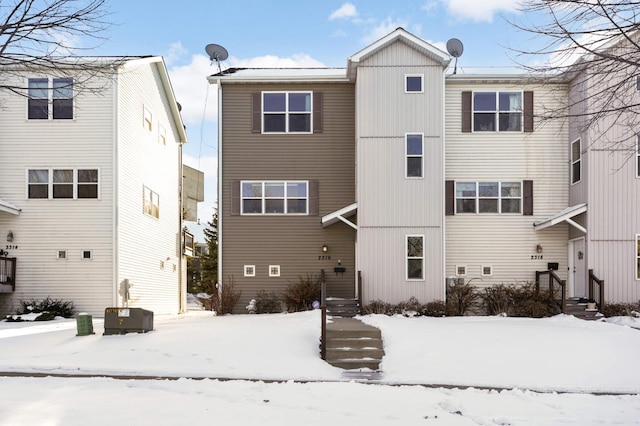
[91,0,542,234]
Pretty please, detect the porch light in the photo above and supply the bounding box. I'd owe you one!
[536,244,543,253]
[6,231,13,242]
[322,245,329,253]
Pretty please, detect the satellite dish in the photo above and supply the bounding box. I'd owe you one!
[205,43,229,74]
[446,38,464,74]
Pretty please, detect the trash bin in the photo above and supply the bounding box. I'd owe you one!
[103,307,154,335]
[76,314,95,336]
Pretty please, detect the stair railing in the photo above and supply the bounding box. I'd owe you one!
[320,269,327,361]
[357,270,363,314]
[588,269,605,310]
[535,270,566,313]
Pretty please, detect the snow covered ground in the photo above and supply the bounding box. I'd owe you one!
[1,310,640,425]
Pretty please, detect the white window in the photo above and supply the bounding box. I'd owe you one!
[406,134,423,178]
[244,265,255,277]
[269,265,280,277]
[482,265,493,276]
[456,265,467,276]
[158,123,166,145]
[143,106,153,131]
[57,250,67,260]
[262,91,311,133]
[473,91,522,132]
[241,181,308,215]
[636,235,640,280]
[405,74,423,93]
[28,77,73,120]
[27,168,99,199]
[82,250,92,260]
[571,138,581,184]
[406,235,424,280]
[455,181,522,214]
[143,186,159,218]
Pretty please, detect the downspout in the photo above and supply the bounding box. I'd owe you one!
[441,68,447,300]
[112,65,119,309]
[216,78,223,302]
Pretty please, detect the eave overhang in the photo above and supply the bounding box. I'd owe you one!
[533,204,587,233]
[322,203,357,230]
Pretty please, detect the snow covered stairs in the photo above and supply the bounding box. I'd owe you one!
[325,317,384,370]
[565,297,600,320]
[325,298,360,318]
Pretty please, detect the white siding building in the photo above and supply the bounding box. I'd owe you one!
[0,56,190,317]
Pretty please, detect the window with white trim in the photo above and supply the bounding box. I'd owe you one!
[263,91,311,133]
[406,235,424,280]
[82,250,92,260]
[269,265,280,277]
[143,106,153,131]
[636,234,640,280]
[406,133,423,178]
[455,181,522,214]
[28,168,99,199]
[482,265,493,276]
[571,138,581,184]
[158,123,166,145]
[57,250,67,260]
[28,77,73,120]
[473,91,522,132]
[405,74,423,93]
[241,181,308,215]
[244,265,255,277]
[143,186,159,218]
[456,265,467,276]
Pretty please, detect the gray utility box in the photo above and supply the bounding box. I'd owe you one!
[104,307,154,335]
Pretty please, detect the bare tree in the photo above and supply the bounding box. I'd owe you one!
[0,0,117,96]
[508,1,640,154]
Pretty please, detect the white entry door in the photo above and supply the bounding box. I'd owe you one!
[571,238,586,297]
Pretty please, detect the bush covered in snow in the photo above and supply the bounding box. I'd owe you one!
[5,297,75,321]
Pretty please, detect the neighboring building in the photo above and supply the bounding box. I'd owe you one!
[0,56,194,317]
[211,28,638,312]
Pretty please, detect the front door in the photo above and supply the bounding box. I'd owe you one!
[571,238,586,297]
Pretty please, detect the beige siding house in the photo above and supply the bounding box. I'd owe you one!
[212,27,640,312]
[0,57,190,317]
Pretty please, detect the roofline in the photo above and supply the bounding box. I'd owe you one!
[446,73,569,84]
[207,68,350,84]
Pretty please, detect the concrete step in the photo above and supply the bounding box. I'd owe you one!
[325,337,383,349]
[326,298,360,318]
[327,359,382,370]
[324,318,384,370]
[565,298,600,320]
[325,347,385,362]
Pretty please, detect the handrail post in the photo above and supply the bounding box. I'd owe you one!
[535,271,541,295]
[320,269,326,360]
[357,270,363,314]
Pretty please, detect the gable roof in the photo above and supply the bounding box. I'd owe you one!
[347,27,451,80]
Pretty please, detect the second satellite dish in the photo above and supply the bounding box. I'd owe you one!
[446,38,464,74]
[205,44,229,62]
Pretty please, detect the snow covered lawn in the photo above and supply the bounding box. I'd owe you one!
[1,310,639,425]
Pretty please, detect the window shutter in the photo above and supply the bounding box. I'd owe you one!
[445,180,455,215]
[524,91,534,133]
[251,92,261,133]
[308,180,319,216]
[523,180,533,215]
[461,92,472,133]
[313,92,323,133]
[231,180,240,215]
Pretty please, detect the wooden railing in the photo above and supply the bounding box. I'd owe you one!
[0,257,16,292]
[320,269,327,361]
[535,270,566,313]
[588,269,605,310]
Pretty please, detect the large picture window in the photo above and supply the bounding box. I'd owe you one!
[263,92,311,133]
[455,181,522,214]
[28,77,73,120]
[28,168,99,199]
[473,91,522,132]
[241,181,308,215]
[406,133,423,178]
[407,235,424,280]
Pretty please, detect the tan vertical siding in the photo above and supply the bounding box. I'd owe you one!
[220,83,356,312]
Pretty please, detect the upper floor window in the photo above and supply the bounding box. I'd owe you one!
[262,92,311,133]
[241,181,308,215]
[455,181,522,214]
[406,235,424,280]
[473,91,522,132]
[158,123,166,145]
[28,78,73,120]
[406,133,424,178]
[143,186,159,218]
[28,168,99,199]
[143,106,153,131]
[405,74,423,93]
[572,138,582,184]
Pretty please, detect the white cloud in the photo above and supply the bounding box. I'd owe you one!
[167,54,217,125]
[229,54,325,68]
[361,18,409,45]
[329,3,358,21]
[163,41,188,66]
[440,0,519,22]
